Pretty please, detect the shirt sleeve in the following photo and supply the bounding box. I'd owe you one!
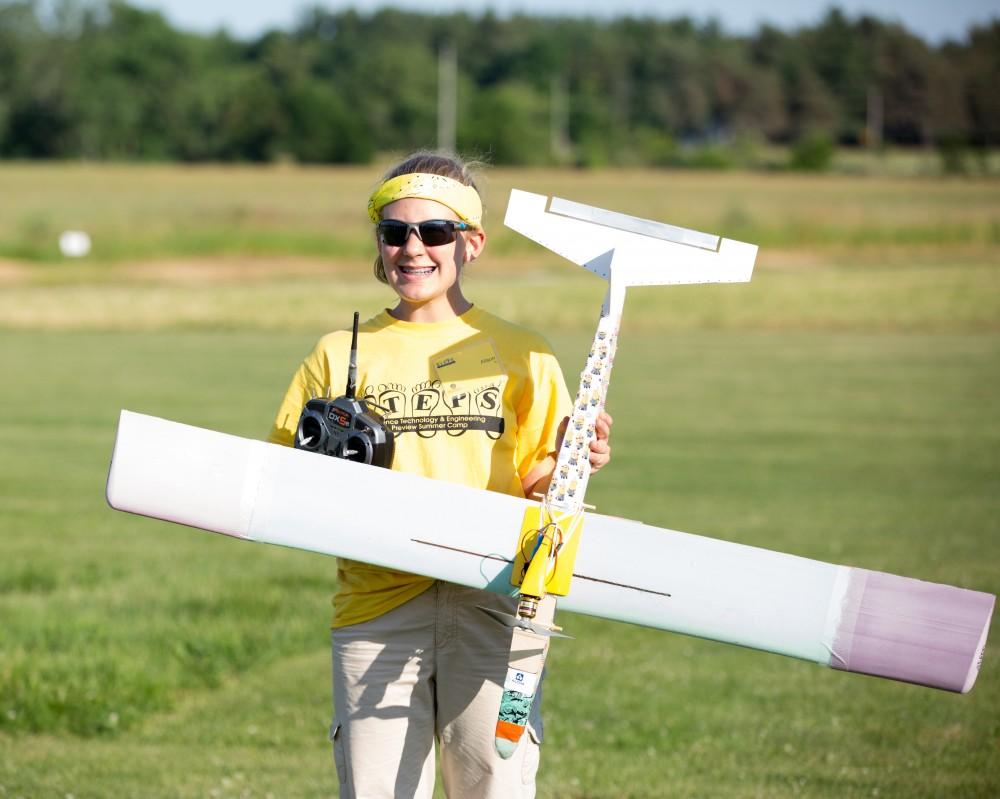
[514,344,572,479]
[267,339,335,447]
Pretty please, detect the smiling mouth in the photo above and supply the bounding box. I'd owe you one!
[399,265,437,276]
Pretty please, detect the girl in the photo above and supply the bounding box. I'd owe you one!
[268,152,612,798]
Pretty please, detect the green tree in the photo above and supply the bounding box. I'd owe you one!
[70,1,198,158]
[960,22,1000,147]
[283,79,372,163]
[804,9,877,141]
[0,1,77,157]
[0,1,995,164]
[460,80,550,165]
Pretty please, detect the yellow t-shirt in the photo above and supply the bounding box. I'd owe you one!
[268,306,572,627]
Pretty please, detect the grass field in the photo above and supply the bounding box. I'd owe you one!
[2,163,998,264]
[0,164,998,797]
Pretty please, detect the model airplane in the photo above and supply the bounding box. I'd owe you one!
[487,190,759,754]
[106,191,995,760]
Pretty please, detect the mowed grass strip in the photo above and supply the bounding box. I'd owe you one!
[1,328,997,797]
[1,256,998,333]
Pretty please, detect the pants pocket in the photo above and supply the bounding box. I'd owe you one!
[522,722,542,786]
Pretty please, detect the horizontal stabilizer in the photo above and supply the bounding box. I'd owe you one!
[548,196,720,251]
[504,189,757,286]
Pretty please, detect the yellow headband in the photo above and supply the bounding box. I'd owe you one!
[367,173,483,228]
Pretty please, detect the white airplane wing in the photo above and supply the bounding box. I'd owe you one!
[107,410,994,694]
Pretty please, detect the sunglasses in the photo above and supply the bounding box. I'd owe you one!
[377,219,471,247]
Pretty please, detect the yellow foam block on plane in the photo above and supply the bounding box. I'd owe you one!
[511,506,585,597]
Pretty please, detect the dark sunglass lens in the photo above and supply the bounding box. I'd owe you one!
[379,221,408,246]
[417,222,455,247]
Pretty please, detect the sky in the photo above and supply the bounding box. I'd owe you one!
[128,0,997,43]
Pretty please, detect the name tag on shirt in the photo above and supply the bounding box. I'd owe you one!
[433,340,507,421]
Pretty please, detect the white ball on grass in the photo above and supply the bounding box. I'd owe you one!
[59,230,92,258]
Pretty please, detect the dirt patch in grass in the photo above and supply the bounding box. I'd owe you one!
[0,259,32,282]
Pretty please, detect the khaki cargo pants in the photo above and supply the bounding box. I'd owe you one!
[330,582,546,798]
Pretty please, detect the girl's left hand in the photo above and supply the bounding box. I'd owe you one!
[524,411,615,497]
[589,411,613,473]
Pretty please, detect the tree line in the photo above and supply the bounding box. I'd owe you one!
[0,0,997,166]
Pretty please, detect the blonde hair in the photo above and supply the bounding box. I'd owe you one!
[372,151,485,284]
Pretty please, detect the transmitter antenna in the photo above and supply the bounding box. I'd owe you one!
[293,310,394,467]
[346,311,359,399]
